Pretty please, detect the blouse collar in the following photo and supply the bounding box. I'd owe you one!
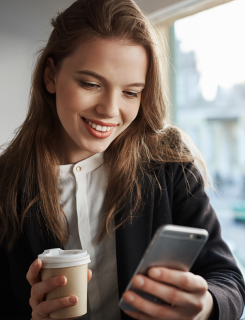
[59,152,104,177]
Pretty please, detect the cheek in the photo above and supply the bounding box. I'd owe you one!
[56,84,74,113]
[56,86,86,115]
[125,103,140,124]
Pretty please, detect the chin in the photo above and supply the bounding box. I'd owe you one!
[83,143,109,155]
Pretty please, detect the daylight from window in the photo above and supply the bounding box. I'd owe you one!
[173,0,245,298]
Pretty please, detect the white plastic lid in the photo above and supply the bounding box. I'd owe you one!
[38,248,91,268]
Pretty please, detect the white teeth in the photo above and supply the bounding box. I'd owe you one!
[85,118,114,132]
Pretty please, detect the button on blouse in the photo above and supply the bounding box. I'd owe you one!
[58,152,121,320]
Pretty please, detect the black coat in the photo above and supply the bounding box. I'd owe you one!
[1,162,245,320]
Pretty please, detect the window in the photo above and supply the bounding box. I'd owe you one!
[169,3,245,316]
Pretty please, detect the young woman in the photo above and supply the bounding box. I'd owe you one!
[0,0,244,319]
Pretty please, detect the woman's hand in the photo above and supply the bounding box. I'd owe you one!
[26,258,92,320]
[122,267,214,320]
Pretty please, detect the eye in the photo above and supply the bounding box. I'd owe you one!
[79,81,100,89]
[124,91,138,98]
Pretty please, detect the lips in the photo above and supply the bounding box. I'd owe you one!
[84,117,117,127]
[81,117,117,139]
[83,118,115,132]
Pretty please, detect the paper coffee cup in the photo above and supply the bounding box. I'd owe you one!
[38,248,90,319]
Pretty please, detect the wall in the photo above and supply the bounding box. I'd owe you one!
[0,0,74,147]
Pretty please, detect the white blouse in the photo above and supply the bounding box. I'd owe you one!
[58,152,121,320]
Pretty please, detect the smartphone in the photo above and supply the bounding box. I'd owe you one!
[119,224,209,311]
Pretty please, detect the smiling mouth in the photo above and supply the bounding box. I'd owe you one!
[82,117,114,132]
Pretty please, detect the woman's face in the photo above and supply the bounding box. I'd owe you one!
[44,38,148,164]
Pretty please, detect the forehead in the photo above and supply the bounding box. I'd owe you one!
[60,38,149,83]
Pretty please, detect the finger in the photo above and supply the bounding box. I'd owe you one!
[36,295,78,317]
[34,310,75,320]
[122,290,183,320]
[88,269,92,283]
[124,309,156,320]
[131,274,206,309]
[26,259,42,286]
[36,314,76,320]
[30,275,67,309]
[148,267,208,293]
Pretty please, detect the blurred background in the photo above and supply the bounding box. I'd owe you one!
[1,0,245,316]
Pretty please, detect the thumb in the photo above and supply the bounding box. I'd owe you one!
[87,269,92,283]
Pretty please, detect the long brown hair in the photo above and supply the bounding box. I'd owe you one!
[0,0,207,251]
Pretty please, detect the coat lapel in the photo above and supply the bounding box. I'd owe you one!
[23,202,63,260]
[115,168,173,320]
[115,185,155,320]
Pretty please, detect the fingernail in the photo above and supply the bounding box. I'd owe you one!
[124,293,135,302]
[68,296,78,305]
[135,276,144,287]
[56,276,66,285]
[34,259,39,267]
[150,268,161,278]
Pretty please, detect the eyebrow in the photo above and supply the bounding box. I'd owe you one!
[75,70,145,88]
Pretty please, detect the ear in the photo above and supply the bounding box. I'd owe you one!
[43,57,57,94]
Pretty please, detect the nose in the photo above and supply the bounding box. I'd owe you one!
[95,90,120,118]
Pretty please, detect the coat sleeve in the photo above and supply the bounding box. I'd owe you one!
[0,249,29,319]
[0,237,33,319]
[165,162,245,320]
